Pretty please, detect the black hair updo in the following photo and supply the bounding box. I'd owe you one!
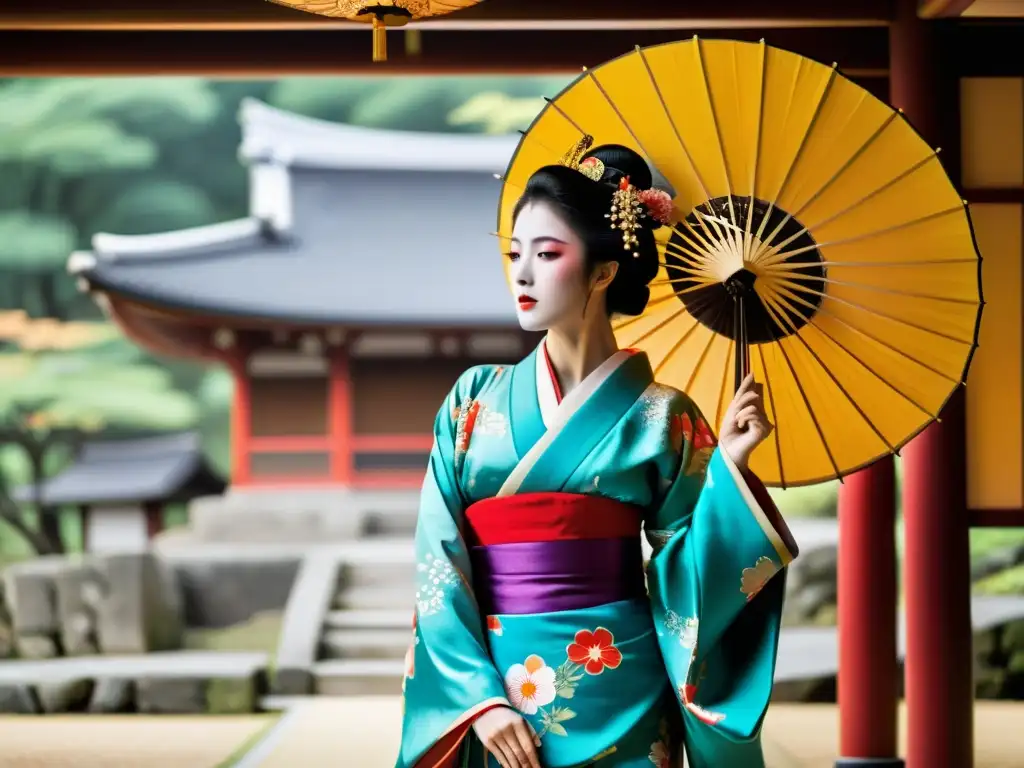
[512,144,663,317]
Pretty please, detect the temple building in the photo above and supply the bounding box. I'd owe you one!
[68,99,534,532]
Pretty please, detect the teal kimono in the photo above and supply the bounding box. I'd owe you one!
[396,342,797,768]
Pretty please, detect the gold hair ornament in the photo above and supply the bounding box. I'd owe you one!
[558,136,676,257]
[560,135,605,182]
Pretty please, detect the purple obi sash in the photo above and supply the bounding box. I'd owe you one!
[464,492,646,615]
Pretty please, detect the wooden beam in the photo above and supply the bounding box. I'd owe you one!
[965,187,1024,203]
[918,0,977,18]
[970,507,1024,526]
[0,27,891,76]
[0,0,893,30]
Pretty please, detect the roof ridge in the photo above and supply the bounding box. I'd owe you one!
[238,98,520,173]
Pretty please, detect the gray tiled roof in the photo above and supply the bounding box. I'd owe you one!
[80,169,519,326]
[13,432,225,506]
[71,101,523,327]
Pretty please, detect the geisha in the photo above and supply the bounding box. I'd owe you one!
[395,142,799,768]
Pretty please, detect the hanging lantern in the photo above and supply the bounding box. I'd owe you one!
[269,1,485,62]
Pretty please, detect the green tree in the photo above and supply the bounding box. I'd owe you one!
[0,78,222,320]
[0,334,201,555]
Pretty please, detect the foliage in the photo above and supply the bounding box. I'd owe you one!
[0,333,210,555]
[974,564,1024,596]
[267,74,569,133]
[448,92,548,135]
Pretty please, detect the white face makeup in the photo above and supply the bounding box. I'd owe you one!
[507,202,591,333]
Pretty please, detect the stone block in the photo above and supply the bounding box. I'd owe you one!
[169,554,300,628]
[96,553,184,654]
[0,604,13,658]
[190,488,365,543]
[53,562,104,656]
[136,677,206,714]
[88,678,135,713]
[15,634,58,660]
[0,684,40,714]
[36,678,93,713]
[272,551,344,696]
[2,558,63,635]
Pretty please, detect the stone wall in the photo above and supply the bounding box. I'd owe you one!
[1,553,183,661]
[782,540,1024,701]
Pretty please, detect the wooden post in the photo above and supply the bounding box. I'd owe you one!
[836,458,901,767]
[80,504,91,553]
[230,353,252,485]
[143,501,164,542]
[891,4,974,767]
[329,347,354,484]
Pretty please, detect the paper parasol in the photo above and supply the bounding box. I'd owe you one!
[496,38,983,488]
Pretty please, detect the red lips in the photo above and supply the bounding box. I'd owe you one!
[518,295,537,310]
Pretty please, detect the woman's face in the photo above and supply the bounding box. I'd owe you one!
[508,201,590,333]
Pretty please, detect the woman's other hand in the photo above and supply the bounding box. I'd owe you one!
[472,705,542,768]
[718,373,773,472]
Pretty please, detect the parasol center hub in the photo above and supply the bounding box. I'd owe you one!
[666,194,826,344]
[724,268,757,299]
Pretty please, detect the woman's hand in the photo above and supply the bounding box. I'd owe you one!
[718,373,773,472]
[472,706,542,768]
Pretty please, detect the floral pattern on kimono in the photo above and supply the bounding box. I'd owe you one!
[502,627,624,742]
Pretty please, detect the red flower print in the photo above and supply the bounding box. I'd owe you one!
[692,416,716,451]
[487,616,504,636]
[457,400,482,454]
[566,627,622,675]
[669,414,691,454]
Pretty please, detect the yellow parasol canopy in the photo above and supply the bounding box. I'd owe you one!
[497,38,983,488]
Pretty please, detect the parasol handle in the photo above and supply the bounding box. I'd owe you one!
[725,270,756,393]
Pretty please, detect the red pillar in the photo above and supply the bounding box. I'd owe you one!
[230,354,252,485]
[329,347,354,484]
[891,4,975,767]
[836,458,900,766]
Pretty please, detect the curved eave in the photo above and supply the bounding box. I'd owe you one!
[81,270,518,331]
[239,98,519,173]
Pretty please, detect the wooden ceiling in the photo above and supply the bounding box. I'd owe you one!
[920,0,1024,16]
[0,0,893,29]
[0,0,890,76]
[0,0,1015,76]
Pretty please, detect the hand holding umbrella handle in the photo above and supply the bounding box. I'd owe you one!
[720,373,774,472]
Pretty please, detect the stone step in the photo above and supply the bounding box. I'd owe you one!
[363,510,419,537]
[339,559,416,589]
[333,586,413,611]
[313,659,404,696]
[319,628,411,660]
[323,609,412,631]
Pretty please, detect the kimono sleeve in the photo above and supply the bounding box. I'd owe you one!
[645,401,799,768]
[395,372,510,768]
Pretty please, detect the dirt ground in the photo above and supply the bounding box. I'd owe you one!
[256,698,1024,767]
[0,700,1021,767]
[0,714,273,768]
